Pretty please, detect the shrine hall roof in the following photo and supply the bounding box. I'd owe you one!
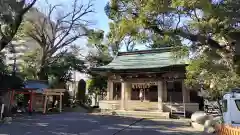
[92,47,188,72]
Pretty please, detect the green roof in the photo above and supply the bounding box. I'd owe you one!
[93,47,187,72]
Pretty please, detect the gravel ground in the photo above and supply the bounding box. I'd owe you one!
[0,112,204,135]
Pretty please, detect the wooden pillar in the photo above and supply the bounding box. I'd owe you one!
[121,81,126,110]
[8,90,15,112]
[124,82,131,110]
[107,80,113,100]
[29,90,33,113]
[127,83,132,100]
[157,81,163,112]
[182,81,190,103]
[163,81,168,102]
[10,90,15,105]
[43,94,48,114]
[59,93,62,112]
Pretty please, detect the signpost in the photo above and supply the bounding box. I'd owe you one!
[1,104,4,120]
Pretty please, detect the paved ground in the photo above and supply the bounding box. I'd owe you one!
[0,112,204,135]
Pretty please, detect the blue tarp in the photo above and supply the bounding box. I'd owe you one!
[24,81,50,93]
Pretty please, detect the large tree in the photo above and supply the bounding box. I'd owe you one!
[107,22,137,54]
[21,48,86,84]
[105,0,240,97]
[0,0,37,50]
[23,0,93,80]
[105,0,237,50]
[104,0,240,61]
[86,30,112,101]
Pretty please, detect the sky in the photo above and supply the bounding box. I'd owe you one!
[36,0,110,33]
[35,0,110,80]
[35,0,146,54]
[35,0,111,56]
[93,0,110,33]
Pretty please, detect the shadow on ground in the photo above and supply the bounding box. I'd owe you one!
[0,112,203,135]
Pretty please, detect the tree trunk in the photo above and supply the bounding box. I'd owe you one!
[38,66,48,81]
[38,52,48,80]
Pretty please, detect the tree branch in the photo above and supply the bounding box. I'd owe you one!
[0,0,37,50]
[148,23,230,53]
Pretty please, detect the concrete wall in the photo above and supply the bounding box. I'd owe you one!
[99,100,199,113]
[163,102,199,113]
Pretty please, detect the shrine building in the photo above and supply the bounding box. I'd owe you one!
[92,47,199,118]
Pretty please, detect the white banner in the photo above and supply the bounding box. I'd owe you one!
[131,82,157,89]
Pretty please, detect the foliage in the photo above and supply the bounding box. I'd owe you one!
[21,49,86,84]
[21,0,93,80]
[20,48,41,80]
[104,0,240,58]
[47,52,86,83]
[15,94,24,103]
[104,0,240,99]
[86,76,108,96]
[0,53,24,89]
[0,73,24,89]
[63,91,71,107]
[186,49,240,100]
[86,29,113,67]
[0,0,37,50]
[107,22,137,54]
[86,30,112,98]
[0,52,8,73]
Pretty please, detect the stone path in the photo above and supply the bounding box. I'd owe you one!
[0,112,204,135]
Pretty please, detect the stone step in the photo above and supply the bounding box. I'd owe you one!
[113,110,170,119]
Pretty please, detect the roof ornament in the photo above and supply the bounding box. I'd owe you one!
[113,74,117,79]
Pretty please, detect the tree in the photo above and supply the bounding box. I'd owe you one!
[20,48,41,79]
[21,49,86,84]
[0,0,37,50]
[107,22,136,54]
[86,29,112,67]
[105,0,234,50]
[86,30,112,101]
[185,49,240,100]
[23,0,94,80]
[104,0,240,62]
[104,0,240,99]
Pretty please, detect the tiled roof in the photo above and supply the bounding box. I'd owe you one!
[93,47,187,71]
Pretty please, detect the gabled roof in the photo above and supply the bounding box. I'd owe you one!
[25,80,49,93]
[92,47,188,72]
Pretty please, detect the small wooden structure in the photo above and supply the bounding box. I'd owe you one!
[43,89,65,114]
[8,88,66,114]
[24,80,66,114]
[9,88,38,113]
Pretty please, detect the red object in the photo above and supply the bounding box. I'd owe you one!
[9,88,37,113]
[10,90,15,105]
[29,90,33,112]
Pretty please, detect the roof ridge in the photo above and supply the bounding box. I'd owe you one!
[118,47,175,56]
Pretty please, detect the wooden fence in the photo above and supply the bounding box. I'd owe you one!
[216,125,240,135]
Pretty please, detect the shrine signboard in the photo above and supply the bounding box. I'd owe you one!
[132,82,157,89]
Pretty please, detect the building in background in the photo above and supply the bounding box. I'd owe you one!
[66,71,89,98]
[2,8,52,72]
[2,39,39,71]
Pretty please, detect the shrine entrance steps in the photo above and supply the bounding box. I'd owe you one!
[100,110,170,119]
